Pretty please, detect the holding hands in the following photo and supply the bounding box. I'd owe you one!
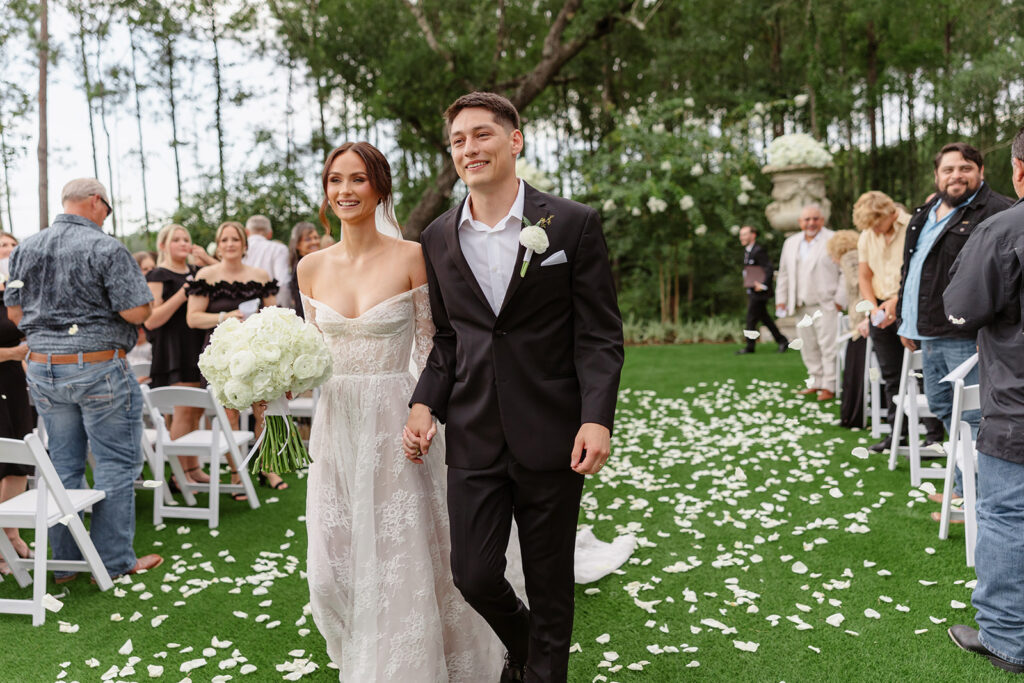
[403,403,436,464]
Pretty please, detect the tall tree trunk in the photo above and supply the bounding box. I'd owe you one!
[76,17,99,178]
[865,20,879,187]
[1,119,13,230]
[208,6,227,220]
[37,0,48,230]
[96,50,117,237]
[165,40,183,205]
[129,25,151,233]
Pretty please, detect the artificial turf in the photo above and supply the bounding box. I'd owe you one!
[0,344,1007,682]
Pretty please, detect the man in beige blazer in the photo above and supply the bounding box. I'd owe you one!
[775,204,843,400]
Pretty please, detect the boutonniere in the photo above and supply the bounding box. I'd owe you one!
[519,215,553,277]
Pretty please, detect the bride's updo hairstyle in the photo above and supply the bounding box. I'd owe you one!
[318,141,398,235]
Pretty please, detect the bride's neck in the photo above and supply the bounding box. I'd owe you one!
[340,217,386,256]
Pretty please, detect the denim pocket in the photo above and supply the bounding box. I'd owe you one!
[79,372,115,413]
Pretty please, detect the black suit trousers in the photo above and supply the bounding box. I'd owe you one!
[447,447,584,683]
[744,294,787,350]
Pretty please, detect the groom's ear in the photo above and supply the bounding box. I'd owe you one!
[510,129,524,156]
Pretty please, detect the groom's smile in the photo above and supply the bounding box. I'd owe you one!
[449,106,523,192]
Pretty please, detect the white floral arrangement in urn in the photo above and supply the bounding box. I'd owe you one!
[199,306,333,473]
[764,133,833,171]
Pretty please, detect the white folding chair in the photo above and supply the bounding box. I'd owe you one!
[0,434,113,626]
[834,314,852,400]
[287,388,320,420]
[130,361,151,382]
[937,356,980,557]
[887,348,942,486]
[142,386,259,528]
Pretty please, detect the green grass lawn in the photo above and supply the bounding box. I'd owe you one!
[0,344,1006,682]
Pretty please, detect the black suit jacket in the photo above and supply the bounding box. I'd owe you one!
[743,243,774,301]
[411,183,624,471]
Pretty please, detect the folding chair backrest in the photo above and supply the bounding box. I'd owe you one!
[908,349,924,371]
[142,385,216,413]
[961,383,980,413]
[0,434,75,515]
[131,361,151,380]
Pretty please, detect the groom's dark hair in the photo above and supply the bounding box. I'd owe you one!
[444,92,520,136]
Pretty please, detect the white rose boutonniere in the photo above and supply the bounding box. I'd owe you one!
[519,215,552,277]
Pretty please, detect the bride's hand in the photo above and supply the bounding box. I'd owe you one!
[402,426,424,464]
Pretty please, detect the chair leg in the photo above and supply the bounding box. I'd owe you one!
[0,534,32,588]
[31,518,47,626]
[938,441,958,541]
[208,450,220,529]
[888,400,904,471]
[167,455,197,507]
[908,400,923,487]
[67,516,113,591]
[962,433,978,568]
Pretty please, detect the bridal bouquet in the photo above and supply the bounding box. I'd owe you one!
[199,307,332,473]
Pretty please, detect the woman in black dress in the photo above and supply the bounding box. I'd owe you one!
[0,283,34,572]
[186,221,286,494]
[145,224,210,484]
[286,221,320,319]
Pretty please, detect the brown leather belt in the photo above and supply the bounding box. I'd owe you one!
[28,349,126,364]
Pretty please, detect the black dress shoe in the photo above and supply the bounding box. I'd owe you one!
[499,653,526,683]
[735,348,755,355]
[869,437,891,453]
[777,340,789,353]
[949,624,1024,673]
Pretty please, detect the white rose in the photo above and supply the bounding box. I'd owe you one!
[222,379,253,409]
[740,175,756,192]
[293,354,319,380]
[737,192,750,205]
[229,350,257,378]
[679,195,695,211]
[519,225,549,253]
[683,97,695,107]
[695,224,708,236]
[631,207,642,217]
[660,160,672,171]
[602,199,617,213]
[647,197,668,214]
[730,225,741,235]
[690,163,704,176]
[652,123,666,134]
[794,94,809,107]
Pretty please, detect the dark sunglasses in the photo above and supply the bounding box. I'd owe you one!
[97,194,113,217]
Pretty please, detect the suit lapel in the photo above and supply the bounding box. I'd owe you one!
[498,184,547,316]
[442,196,492,314]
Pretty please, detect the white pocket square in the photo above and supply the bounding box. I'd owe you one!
[541,250,567,266]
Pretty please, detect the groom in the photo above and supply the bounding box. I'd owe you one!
[405,92,623,682]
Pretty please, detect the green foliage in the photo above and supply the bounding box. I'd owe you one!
[622,314,745,345]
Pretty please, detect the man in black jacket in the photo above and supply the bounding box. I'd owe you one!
[895,143,1014,503]
[736,225,788,354]
[944,125,1024,674]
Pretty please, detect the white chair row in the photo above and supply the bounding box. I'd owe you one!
[0,434,113,626]
[887,348,944,487]
[937,354,980,567]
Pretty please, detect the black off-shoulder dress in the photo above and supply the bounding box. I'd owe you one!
[146,266,206,387]
[188,279,280,349]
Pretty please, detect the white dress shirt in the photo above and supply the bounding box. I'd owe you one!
[243,233,291,305]
[458,180,525,315]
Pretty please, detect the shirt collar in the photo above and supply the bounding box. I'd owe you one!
[459,179,526,233]
[247,233,267,244]
[54,213,102,231]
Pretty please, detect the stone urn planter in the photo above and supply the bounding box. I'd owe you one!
[763,163,832,232]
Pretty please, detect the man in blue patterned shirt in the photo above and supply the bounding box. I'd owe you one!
[4,178,162,582]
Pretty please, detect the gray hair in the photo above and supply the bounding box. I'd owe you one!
[1012,126,1024,163]
[800,202,824,216]
[246,215,272,236]
[61,178,109,205]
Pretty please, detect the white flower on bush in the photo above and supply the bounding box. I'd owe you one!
[739,175,756,192]
[631,207,642,217]
[730,225,741,235]
[199,306,333,410]
[737,192,751,206]
[652,123,667,134]
[660,160,672,171]
[647,197,668,214]
[690,163,704,177]
[794,94,809,107]
[753,102,766,115]
[683,97,695,108]
[695,224,708,236]
[602,199,617,213]
[766,133,833,168]
[679,195,695,211]
[515,158,555,192]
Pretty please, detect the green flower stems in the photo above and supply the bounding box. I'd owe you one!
[249,415,312,474]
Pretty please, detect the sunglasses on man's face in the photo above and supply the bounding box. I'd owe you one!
[97,195,112,217]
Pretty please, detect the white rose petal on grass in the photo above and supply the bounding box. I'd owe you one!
[789,339,804,351]
[239,664,258,674]
[929,616,947,624]
[864,608,881,619]
[791,561,808,574]
[118,639,133,655]
[851,447,870,459]
[42,593,64,612]
[147,664,164,678]
[596,633,611,644]
[951,600,967,609]
[58,621,79,633]
[733,640,759,653]
[826,613,845,627]
[743,330,760,340]
[919,580,937,586]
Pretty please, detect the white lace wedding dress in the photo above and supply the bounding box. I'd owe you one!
[302,285,507,682]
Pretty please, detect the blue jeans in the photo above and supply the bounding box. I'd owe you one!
[973,452,1024,665]
[921,338,979,496]
[26,356,143,578]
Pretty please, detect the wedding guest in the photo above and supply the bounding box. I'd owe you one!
[145,224,208,484]
[287,221,320,319]
[242,215,291,306]
[0,231,17,279]
[4,177,161,583]
[853,191,943,452]
[319,233,336,249]
[736,225,788,355]
[896,143,1013,516]
[775,204,843,400]
[0,277,33,575]
[944,124,1024,675]
[133,251,156,276]
[186,221,286,494]
[827,230,866,427]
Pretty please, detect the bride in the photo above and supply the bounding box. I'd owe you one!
[296,142,513,681]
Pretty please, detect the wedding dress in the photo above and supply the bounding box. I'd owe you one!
[301,285,508,681]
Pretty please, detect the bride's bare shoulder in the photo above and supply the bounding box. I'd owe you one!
[395,238,427,287]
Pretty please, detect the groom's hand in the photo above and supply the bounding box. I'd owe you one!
[403,404,436,464]
[571,423,611,475]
